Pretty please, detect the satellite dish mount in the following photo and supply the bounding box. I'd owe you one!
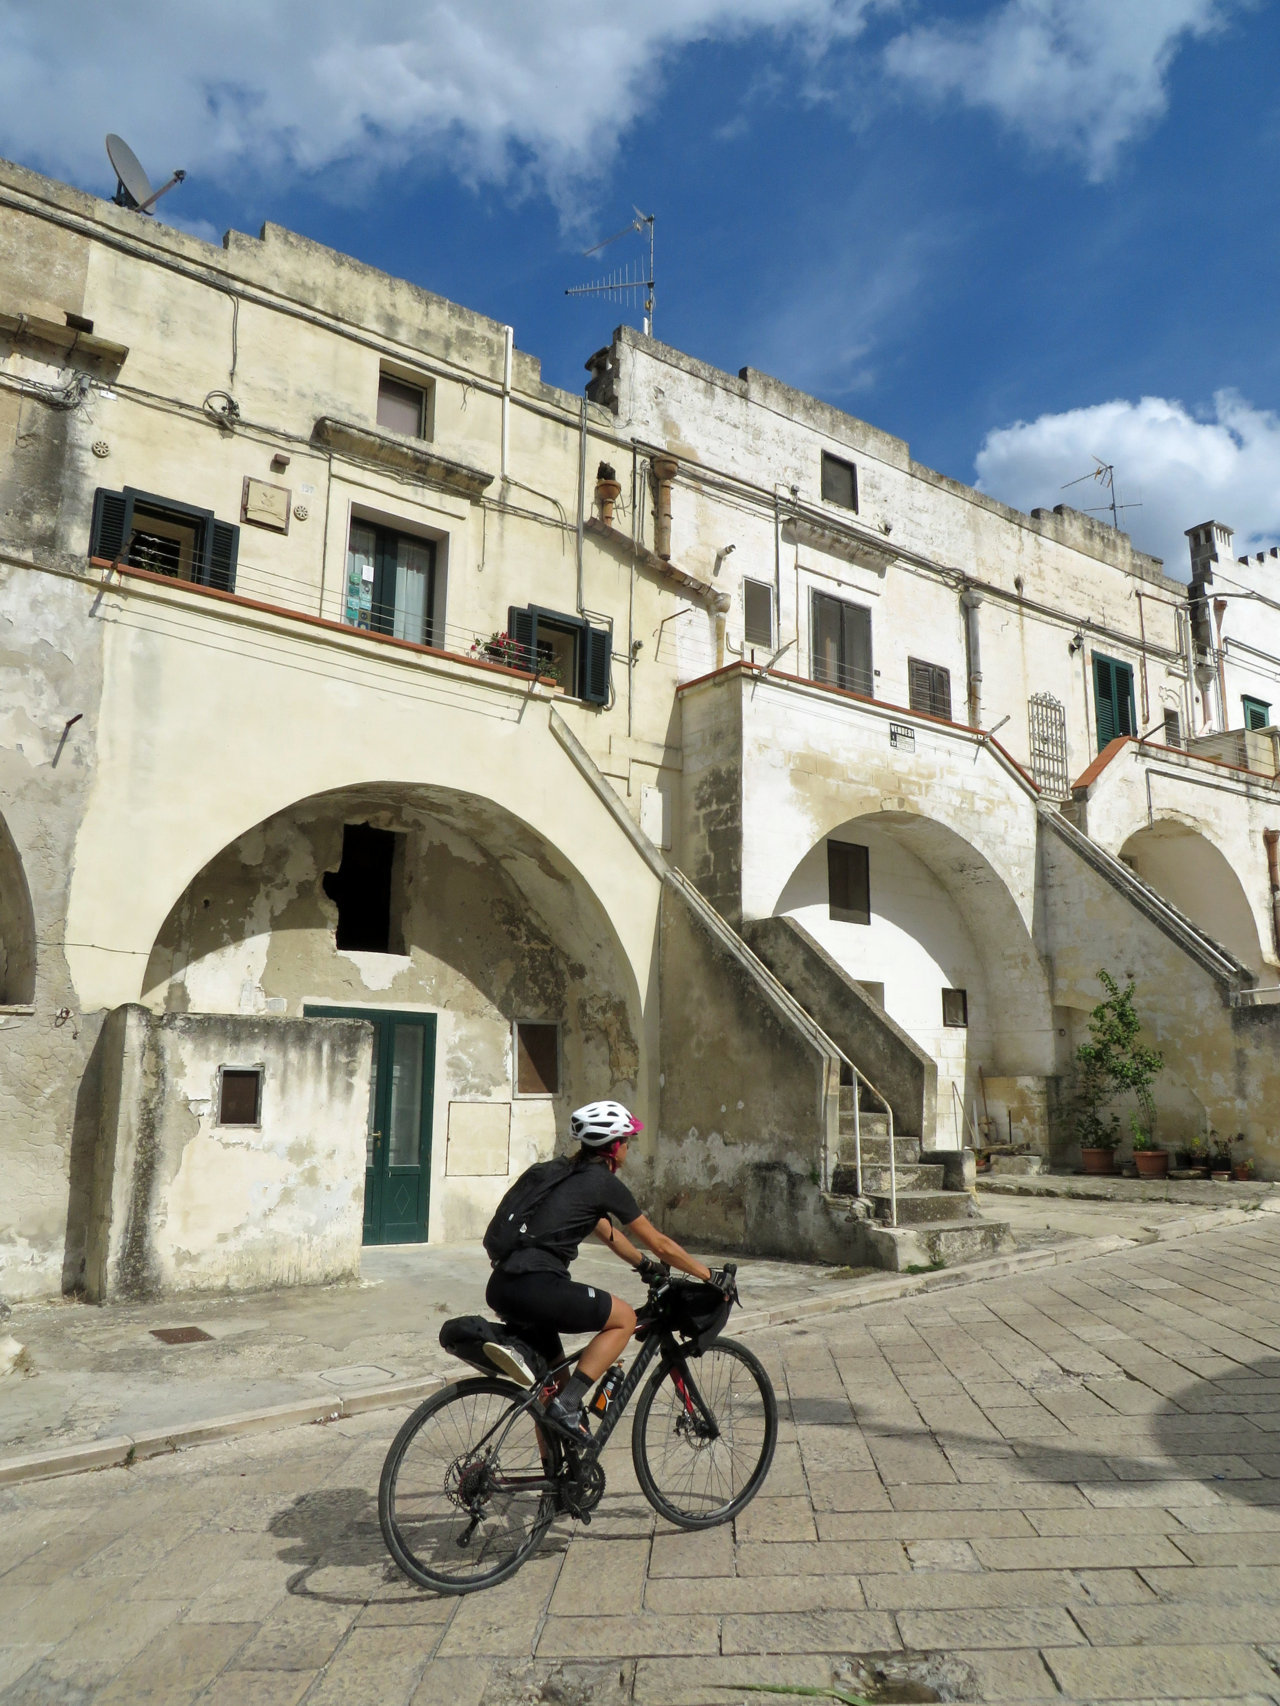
[106,134,186,215]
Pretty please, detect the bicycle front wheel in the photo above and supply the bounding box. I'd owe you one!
[379,1377,559,1594]
[632,1336,777,1529]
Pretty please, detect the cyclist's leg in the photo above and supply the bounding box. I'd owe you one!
[575,1296,637,1382]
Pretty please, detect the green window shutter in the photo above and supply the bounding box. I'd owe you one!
[1115,661,1135,736]
[1243,696,1271,730]
[204,521,239,592]
[1093,655,1136,751]
[506,606,537,674]
[89,488,132,562]
[581,624,612,705]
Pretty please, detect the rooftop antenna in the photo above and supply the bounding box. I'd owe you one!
[565,207,655,338]
[105,134,186,215]
[1061,458,1141,532]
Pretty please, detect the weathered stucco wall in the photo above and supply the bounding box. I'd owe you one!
[85,1008,372,1299]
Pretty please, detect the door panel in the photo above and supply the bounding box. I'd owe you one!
[304,1005,435,1244]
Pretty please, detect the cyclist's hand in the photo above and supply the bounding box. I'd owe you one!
[709,1267,739,1303]
[638,1257,668,1286]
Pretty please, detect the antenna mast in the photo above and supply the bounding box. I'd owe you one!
[565,208,655,338]
[1061,458,1141,532]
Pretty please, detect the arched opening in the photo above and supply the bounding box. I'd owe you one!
[140,783,644,1246]
[774,810,1053,1139]
[0,813,36,1004]
[1119,822,1264,974]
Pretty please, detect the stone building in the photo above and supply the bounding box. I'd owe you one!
[1,157,1277,1304]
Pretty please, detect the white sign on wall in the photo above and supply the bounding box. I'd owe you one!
[889,723,915,751]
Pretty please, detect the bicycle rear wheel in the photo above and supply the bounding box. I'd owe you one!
[379,1377,559,1594]
[632,1335,777,1529]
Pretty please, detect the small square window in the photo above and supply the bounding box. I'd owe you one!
[941,989,968,1028]
[1162,708,1182,748]
[1243,695,1272,731]
[218,1068,262,1125]
[377,372,428,438]
[908,658,953,721]
[743,578,774,649]
[515,1022,560,1095]
[827,840,870,925]
[821,452,858,512]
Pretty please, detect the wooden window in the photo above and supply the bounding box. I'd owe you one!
[908,658,952,720]
[811,591,873,696]
[89,487,239,591]
[821,452,858,512]
[506,605,611,704]
[515,1022,559,1095]
[345,520,438,646]
[1092,653,1136,752]
[827,840,870,925]
[322,823,406,953]
[218,1068,262,1125]
[377,372,428,438]
[743,578,774,649]
[942,988,968,1028]
[1243,695,1272,731]
[1162,708,1183,748]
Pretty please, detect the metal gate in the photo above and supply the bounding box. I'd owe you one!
[1028,692,1070,797]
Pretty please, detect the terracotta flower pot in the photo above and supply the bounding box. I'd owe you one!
[1134,1150,1169,1179]
[1212,1170,1232,1181]
[1235,1166,1255,1182]
[1080,1147,1116,1176]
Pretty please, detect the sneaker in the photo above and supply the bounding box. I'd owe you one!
[540,1392,593,1444]
[483,1341,536,1388]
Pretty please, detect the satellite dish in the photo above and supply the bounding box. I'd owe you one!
[105,134,186,215]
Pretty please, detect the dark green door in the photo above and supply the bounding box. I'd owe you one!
[304,1006,435,1244]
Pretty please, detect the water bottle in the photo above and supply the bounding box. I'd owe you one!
[590,1364,623,1416]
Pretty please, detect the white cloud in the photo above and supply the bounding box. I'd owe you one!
[0,1,873,211]
[974,391,1280,575]
[886,0,1233,178]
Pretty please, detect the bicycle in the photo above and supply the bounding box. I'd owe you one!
[378,1262,777,1594]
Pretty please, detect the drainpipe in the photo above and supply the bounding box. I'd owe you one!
[651,455,678,560]
[576,395,588,615]
[961,587,983,728]
[1265,829,1280,959]
[1214,599,1229,730]
[500,324,513,484]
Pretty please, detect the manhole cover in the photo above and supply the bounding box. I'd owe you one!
[150,1326,214,1345]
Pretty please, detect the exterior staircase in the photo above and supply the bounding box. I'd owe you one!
[827,1091,1016,1271]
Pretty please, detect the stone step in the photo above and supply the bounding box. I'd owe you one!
[866,1216,1016,1271]
[830,1163,945,1196]
[868,1190,976,1226]
[838,1111,891,1139]
[843,1135,922,1166]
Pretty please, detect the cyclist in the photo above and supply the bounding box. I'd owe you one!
[484,1099,716,1442]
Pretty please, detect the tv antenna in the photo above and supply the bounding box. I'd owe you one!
[565,208,655,338]
[1061,458,1141,531]
[105,134,186,215]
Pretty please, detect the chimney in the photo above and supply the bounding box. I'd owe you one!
[1185,520,1233,586]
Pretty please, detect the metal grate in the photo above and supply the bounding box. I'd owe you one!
[1028,692,1070,797]
[150,1326,213,1345]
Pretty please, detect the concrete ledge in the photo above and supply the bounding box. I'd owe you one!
[128,1395,345,1460]
[0,1434,135,1486]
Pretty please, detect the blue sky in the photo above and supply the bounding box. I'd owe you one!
[3,1,1278,574]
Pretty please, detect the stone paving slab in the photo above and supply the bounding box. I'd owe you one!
[11,1220,1280,1701]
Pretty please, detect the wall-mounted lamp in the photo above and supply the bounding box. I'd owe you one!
[1068,631,1084,655]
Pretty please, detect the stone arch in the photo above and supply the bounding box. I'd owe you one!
[0,812,36,1004]
[773,808,1054,1134]
[1119,820,1264,974]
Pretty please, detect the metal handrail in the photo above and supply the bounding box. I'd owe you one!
[842,1056,897,1228]
[952,1080,984,1150]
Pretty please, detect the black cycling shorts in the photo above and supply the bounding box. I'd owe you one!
[486,1265,613,1365]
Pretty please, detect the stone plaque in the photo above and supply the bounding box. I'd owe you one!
[241,477,291,533]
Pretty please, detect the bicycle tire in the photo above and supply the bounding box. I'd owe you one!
[632,1335,777,1530]
[379,1376,560,1594]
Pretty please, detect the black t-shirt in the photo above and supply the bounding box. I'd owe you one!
[500,1160,643,1276]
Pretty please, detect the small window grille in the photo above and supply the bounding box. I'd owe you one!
[827,840,870,925]
[908,658,952,720]
[743,579,774,649]
[218,1068,262,1125]
[515,1023,559,1095]
[1162,708,1183,748]
[1027,692,1070,797]
[941,988,968,1028]
[820,452,858,512]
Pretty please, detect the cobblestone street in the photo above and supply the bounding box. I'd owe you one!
[9,1219,1280,1704]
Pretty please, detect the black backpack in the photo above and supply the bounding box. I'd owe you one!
[482,1156,576,1264]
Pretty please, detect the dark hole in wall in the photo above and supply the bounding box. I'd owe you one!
[219,1068,262,1124]
[516,1022,560,1094]
[323,823,405,953]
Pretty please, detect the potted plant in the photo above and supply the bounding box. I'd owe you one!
[1235,1156,1256,1182]
[472,629,527,671]
[1072,970,1164,1176]
[1209,1134,1234,1180]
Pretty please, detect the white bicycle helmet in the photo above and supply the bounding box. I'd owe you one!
[570,1100,643,1147]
